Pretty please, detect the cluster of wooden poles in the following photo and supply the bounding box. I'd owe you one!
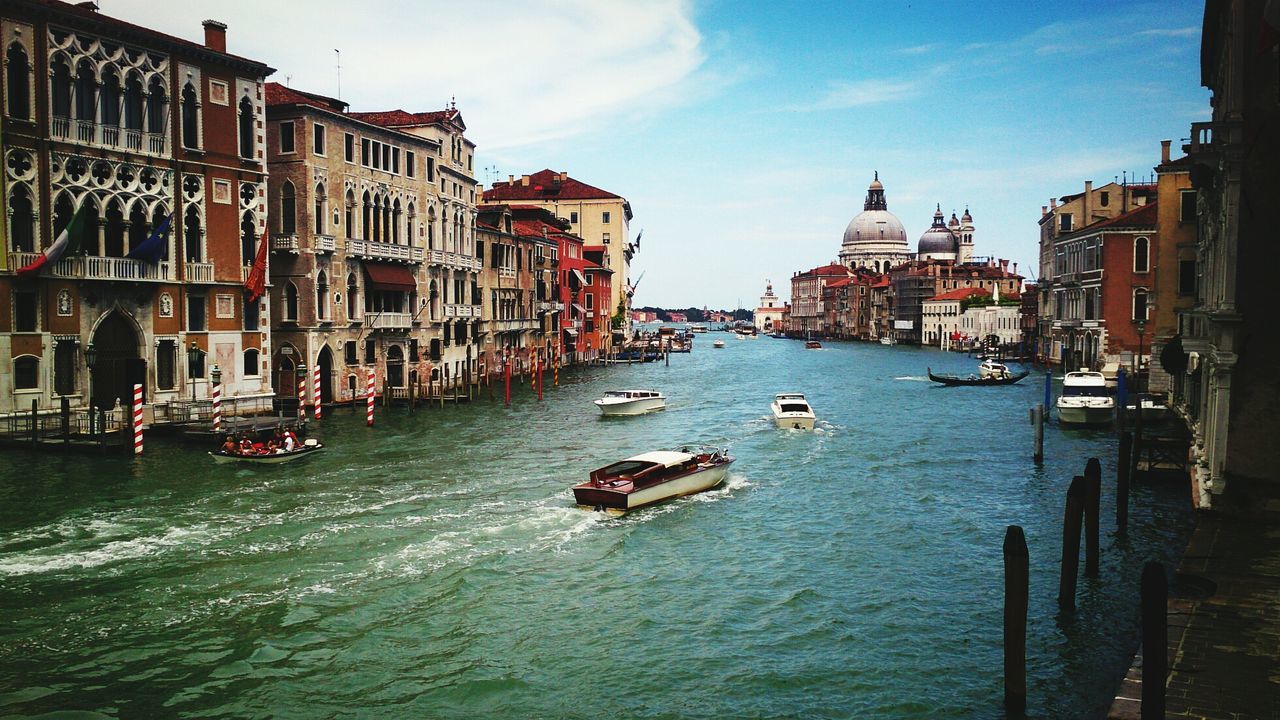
[1003,440,1167,717]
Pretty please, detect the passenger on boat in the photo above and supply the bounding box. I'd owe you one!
[238,437,255,454]
[283,430,297,452]
[221,436,238,455]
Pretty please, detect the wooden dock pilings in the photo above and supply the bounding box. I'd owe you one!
[1058,475,1086,611]
[1004,525,1029,715]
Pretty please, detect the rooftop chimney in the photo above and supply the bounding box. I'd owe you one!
[1042,205,1048,216]
[1050,198,1057,209]
[1084,180,1093,225]
[202,20,227,53]
[508,175,514,185]
[1160,139,1171,164]
[521,175,530,187]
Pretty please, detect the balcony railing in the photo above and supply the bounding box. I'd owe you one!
[314,235,336,253]
[184,261,215,283]
[48,117,168,156]
[538,301,565,313]
[365,312,413,329]
[1184,120,1242,156]
[443,304,480,319]
[7,252,171,281]
[498,268,517,280]
[272,235,300,253]
[346,239,423,263]
[428,249,481,270]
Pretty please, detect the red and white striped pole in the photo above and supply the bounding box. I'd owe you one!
[366,369,375,426]
[537,354,543,401]
[132,383,144,456]
[297,369,306,422]
[312,364,321,420]
[211,377,222,433]
[503,351,511,406]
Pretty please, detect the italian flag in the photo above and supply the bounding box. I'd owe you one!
[17,203,86,279]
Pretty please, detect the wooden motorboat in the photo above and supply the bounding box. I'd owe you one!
[210,439,324,464]
[572,446,735,514]
[804,341,822,349]
[927,367,1030,386]
[594,389,666,416]
[1057,371,1115,425]
[771,392,816,430]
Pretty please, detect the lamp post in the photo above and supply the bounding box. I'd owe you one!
[85,342,97,434]
[1136,320,1147,394]
[187,342,202,401]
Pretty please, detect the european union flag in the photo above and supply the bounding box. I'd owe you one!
[125,214,172,264]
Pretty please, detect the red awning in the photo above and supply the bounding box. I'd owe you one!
[364,263,417,292]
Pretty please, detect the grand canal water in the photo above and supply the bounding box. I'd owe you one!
[0,336,1193,719]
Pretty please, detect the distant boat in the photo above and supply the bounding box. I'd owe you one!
[804,340,822,349]
[979,360,1014,379]
[926,367,1029,386]
[593,390,666,416]
[771,392,816,430]
[713,339,726,348]
[210,440,324,464]
[879,337,895,346]
[572,446,735,514]
[689,324,708,333]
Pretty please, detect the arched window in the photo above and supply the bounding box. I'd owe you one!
[346,273,358,320]
[316,270,328,320]
[146,76,167,133]
[345,189,355,238]
[427,207,437,249]
[184,205,202,262]
[382,198,391,244]
[1133,287,1149,322]
[238,96,254,159]
[362,191,371,240]
[406,202,416,246]
[284,282,299,321]
[50,57,71,118]
[314,183,326,235]
[152,205,169,260]
[52,193,74,239]
[280,181,296,234]
[74,60,95,121]
[8,185,35,252]
[104,199,125,257]
[123,73,143,130]
[180,82,199,149]
[371,194,381,243]
[14,356,39,390]
[100,71,121,127]
[241,212,256,265]
[243,348,260,378]
[392,199,402,244]
[128,202,148,256]
[1133,236,1150,273]
[6,43,30,120]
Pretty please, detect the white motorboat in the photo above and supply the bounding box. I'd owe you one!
[713,340,726,348]
[771,392,816,430]
[979,360,1013,379]
[880,337,896,346]
[1057,371,1115,425]
[593,389,666,416]
[689,324,709,333]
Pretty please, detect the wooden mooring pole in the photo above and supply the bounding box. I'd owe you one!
[1031,404,1045,465]
[30,399,38,447]
[1058,475,1086,611]
[1140,561,1167,719]
[1117,432,1132,535]
[1003,525,1029,714]
[1084,458,1101,577]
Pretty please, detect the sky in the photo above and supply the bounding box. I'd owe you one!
[105,0,1210,309]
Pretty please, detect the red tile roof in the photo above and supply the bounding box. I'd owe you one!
[1088,200,1158,230]
[927,287,991,302]
[265,82,346,111]
[483,170,623,202]
[827,278,853,288]
[800,263,850,277]
[347,108,464,130]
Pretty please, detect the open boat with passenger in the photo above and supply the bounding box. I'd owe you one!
[572,446,735,514]
[927,367,1029,386]
[210,437,324,464]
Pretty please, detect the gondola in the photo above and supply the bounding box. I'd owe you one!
[927,367,1029,386]
[209,441,325,464]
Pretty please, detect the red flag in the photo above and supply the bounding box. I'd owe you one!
[244,227,269,302]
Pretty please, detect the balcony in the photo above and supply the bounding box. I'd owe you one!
[314,235,336,254]
[427,249,481,270]
[184,261,215,283]
[498,268,517,280]
[272,234,300,253]
[7,252,171,282]
[1184,120,1242,157]
[48,116,169,156]
[346,239,424,263]
[538,301,565,314]
[365,312,413,329]
[444,304,481,319]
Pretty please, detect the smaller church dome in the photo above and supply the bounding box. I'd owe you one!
[961,207,973,224]
[918,204,959,257]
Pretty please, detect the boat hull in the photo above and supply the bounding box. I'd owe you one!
[209,445,324,464]
[773,414,816,430]
[1056,403,1114,426]
[595,398,666,416]
[574,461,732,513]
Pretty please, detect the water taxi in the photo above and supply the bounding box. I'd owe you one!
[771,392,816,430]
[572,446,735,514]
[1057,371,1115,425]
[593,390,666,416]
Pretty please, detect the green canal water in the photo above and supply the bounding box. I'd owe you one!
[0,337,1193,719]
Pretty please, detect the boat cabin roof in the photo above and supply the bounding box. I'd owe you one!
[624,450,691,467]
[603,390,662,398]
[1064,371,1107,385]
[775,392,807,400]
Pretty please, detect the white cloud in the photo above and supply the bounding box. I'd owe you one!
[1137,27,1199,37]
[898,43,936,55]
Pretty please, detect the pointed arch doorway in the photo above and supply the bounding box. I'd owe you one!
[316,346,334,405]
[91,310,144,409]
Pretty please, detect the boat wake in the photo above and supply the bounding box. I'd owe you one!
[894,376,929,382]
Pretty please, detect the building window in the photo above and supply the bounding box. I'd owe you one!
[241,212,257,265]
[14,289,37,332]
[55,339,77,395]
[1133,288,1149,322]
[1099,191,1110,207]
[1133,236,1149,273]
[146,76,167,133]
[1180,189,1197,224]
[123,73,143,130]
[570,211,578,224]
[313,123,326,155]
[8,185,35,252]
[284,282,299,321]
[602,211,611,224]
[346,274,358,320]
[344,132,355,163]
[1178,259,1197,296]
[406,151,415,178]
[316,271,329,321]
[279,120,295,153]
[314,183,326,235]
[180,82,199,149]
[244,295,260,331]
[5,43,30,120]
[427,158,435,182]
[364,339,375,363]
[243,348,260,377]
[585,292,593,310]
[188,295,207,331]
[602,232,610,244]
[344,341,357,365]
[14,356,39,390]
[238,97,254,159]
[361,138,370,166]
[1059,213,1072,233]
[392,147,400,174]
[156,339,176,390]
[280,181,296,234]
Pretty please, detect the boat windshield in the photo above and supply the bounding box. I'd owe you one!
[1062,386,1108,397]
[779,403,811,413]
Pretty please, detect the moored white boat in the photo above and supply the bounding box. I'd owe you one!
[713,340,726,348]
[771,392,816,430]
[572,446,735,514]
[1056,371,1115,425]
[593,389,666,415]
[979,359,1012,379]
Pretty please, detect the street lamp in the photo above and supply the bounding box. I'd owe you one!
[187,342,202,401]
[210,364,222,386]
[85,342,97,433]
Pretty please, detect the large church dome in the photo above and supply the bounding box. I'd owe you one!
[840,173,909,255]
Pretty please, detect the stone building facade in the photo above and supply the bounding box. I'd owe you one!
[1,1,273,416]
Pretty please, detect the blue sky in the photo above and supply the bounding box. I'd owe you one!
[115,0,1209,309]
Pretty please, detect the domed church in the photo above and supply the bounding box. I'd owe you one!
[838,173,912,273]
[917,205,976,262]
